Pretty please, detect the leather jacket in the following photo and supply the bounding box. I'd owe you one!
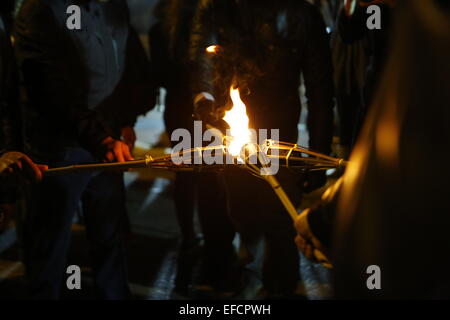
[189,0,334,151]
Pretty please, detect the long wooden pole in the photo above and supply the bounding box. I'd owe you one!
[44,159,149,175]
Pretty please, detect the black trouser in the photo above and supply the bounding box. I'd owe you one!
[225,167,301,295]
[165,99,236,290]
[336,90,366,150]
[22,147,130,299]
[171,170,235,291]
[197,172,236,290]
[164,97,197,247]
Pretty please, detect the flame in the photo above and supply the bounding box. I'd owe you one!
[206,45,220,54]
[223,87,251,157]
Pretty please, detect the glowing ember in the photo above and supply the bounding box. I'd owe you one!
[223,87,251,157]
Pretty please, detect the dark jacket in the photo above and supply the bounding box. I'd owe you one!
[0,12,20,155]
[97,26,156,135]
[14,0,155,161]
[149,0,199,132]
[336,4,392,104]
[0,11,20,203]
[334,1,450,298]
[189,0,334,151]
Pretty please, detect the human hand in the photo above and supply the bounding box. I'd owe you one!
[194,99,226,124]
[0,152,47,182]
[294,209,332,268]
[121,126,137,151]
[101,137,134,163]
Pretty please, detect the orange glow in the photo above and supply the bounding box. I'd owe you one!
[223,87,251,157]
[206,45,220,54]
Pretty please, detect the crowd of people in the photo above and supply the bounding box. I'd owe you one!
[1,0,449,299]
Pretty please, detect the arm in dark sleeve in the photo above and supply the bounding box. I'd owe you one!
[102,26,157,130]
[302,7,334,155]
[0,91,21,153]
[124,26,158,126]
[14,1,112,151]
[306,177,343,249]
[0,29,21,202]
[149,22,171,89]
[307,203,334,250]
[0,129,14,201]
[0,15,21,153]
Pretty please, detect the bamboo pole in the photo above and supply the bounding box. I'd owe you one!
[260,171,332,268]
[44,159,149,175]
[248,145,333,268]
[262,172,298,221]
[44,142,348,176]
